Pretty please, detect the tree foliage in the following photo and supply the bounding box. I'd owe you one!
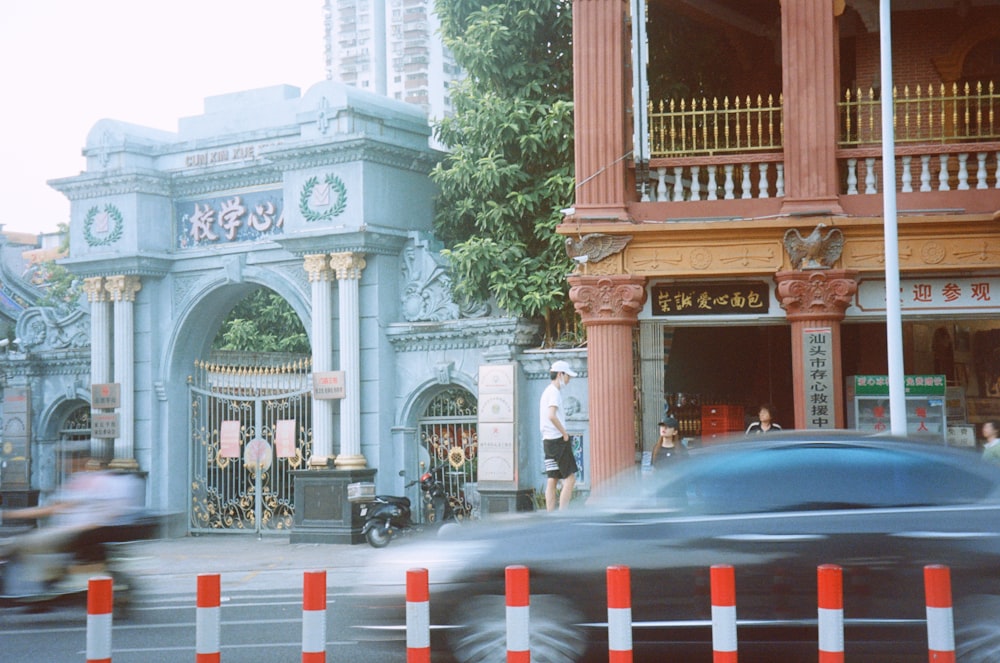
[213,288,309,354]
[432,0,575,322]
[35,224,82,311]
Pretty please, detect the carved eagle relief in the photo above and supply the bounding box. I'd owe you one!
[783,224,844,270]
[565,234,632,264]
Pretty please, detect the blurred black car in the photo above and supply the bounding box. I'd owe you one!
[349,432,1000,662]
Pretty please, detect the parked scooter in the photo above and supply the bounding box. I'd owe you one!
[360,465,458,548]
[0,510,161,611]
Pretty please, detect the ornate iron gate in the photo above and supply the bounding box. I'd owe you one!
[189,356,312,533]
[418,387,479,522]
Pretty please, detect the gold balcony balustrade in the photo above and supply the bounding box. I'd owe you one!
[644,81,1000,199]
[648,81,1000,157]
[841,81,1000,146]
[649,94,783,158]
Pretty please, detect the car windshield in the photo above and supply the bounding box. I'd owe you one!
[620,443,999,516]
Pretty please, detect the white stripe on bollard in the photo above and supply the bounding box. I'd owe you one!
[195,607,221,656]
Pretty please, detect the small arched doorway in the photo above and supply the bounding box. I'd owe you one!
[417,386,479,521]
[54,402,91,491]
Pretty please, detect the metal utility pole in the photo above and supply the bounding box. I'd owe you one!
[880,0,907,435]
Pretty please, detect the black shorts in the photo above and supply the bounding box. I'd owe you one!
[543,437,578,479]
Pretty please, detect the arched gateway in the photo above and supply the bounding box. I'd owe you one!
[46,82,587,537]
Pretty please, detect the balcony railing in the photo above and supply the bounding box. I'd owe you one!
[841,82,1000,145]
[642,81,1000,200]
[649,95,783,157]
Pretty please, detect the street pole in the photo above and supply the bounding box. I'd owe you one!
[880,0,907,435]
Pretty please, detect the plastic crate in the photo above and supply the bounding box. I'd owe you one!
[347,482,375,502]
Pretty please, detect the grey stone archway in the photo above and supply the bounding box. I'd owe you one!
[51,82,440,534]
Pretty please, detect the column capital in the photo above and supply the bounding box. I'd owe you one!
[82,276,108,303]
[329,252,366,280]
[303,254,335,282]
[104,275,142,302]
[775,269,858,322]
[569,274,647,326]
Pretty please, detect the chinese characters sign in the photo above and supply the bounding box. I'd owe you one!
[848,375,947,440]
[651,282,769,316]
[857,278,995,311]
[851,374,947,396]
[91,383,120,409]
[803,327,836,429]
[313,371,346,400]
[176,190,284,249]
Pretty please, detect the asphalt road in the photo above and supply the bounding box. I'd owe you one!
[0,534,412,663]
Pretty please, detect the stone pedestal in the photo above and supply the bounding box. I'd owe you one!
[290,468,376,544]
[477,488,535,516]
[0,489,40,528]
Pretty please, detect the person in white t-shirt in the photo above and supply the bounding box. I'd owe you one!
[540,360,579,511]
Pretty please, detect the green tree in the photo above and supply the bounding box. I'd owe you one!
[35,223,82,310]
[213,288,309,354]
[432,0,575,335]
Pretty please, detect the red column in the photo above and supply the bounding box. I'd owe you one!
[570,275,646,492]
[780,0,844,214]
[775,270,858,429]
[572,0,631,220]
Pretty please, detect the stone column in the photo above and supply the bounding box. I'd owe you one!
[305,254,336,468]
[572,0,631,219]
[780,0,844,214]
[330,252,366,469]
[83,277,112,464]
[775,270,858,429]
[569,275,646,493]
[105,275,141,470]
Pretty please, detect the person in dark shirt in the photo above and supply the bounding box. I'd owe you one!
[652,416,686,468]
[746,403,782,434]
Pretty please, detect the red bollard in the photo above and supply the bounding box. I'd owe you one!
[86,576,114,663]
[406,568,431,663]
[924,565,956,663]
[302,570,327,662]
[607,565,633,663]
[506,565,530,663]
[711,564,737,663]
[196,573,221,663]
[817,565,844,663]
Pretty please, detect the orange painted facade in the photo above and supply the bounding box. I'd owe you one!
[565,0,1000,487]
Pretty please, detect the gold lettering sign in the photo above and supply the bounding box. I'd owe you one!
[651,282,770,316]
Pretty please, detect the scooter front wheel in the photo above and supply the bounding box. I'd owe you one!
[365,522,393,548]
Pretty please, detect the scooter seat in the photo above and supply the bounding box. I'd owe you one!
[375,495,411,508]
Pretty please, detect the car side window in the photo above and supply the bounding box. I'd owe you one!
[661,446,995,515]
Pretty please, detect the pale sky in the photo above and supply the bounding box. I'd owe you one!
[0,0,326,237]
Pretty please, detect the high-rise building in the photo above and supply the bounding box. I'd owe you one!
[324,0,461,128]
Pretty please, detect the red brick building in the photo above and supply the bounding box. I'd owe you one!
[565,0,1000,490]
